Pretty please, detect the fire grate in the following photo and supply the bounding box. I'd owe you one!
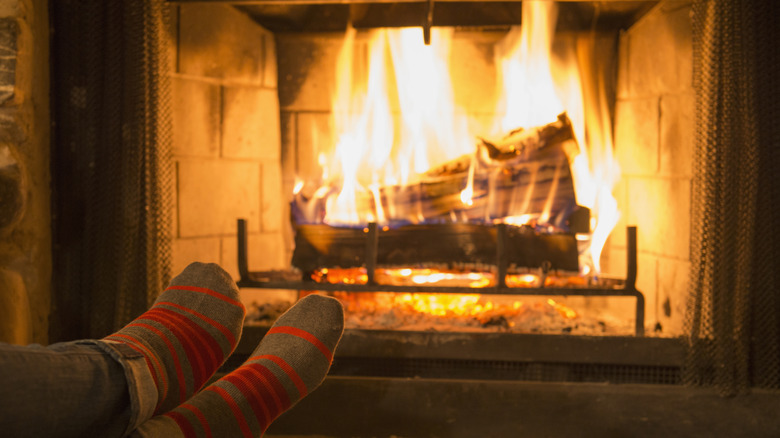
[236,219,646,335]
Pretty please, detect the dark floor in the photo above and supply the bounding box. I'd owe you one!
[265,376,780,438]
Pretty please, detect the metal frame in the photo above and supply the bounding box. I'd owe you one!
[237,219,645,335]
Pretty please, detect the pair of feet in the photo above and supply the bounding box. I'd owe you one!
[104,263,344,437]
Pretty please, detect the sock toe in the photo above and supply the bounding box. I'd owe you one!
[166,262,240,302]
[272,294,345,342]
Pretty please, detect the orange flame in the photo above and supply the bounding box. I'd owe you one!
[306,1,621,275]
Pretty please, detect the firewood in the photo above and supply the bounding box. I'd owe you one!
[291,112,582,231]
[291,223,579,274]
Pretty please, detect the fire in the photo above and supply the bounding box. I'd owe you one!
[493,1,563,132]
[322,27,474,226]
[299,1,620,276]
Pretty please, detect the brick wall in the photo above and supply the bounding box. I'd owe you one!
[168,4,286,284]
[604,2,693,335]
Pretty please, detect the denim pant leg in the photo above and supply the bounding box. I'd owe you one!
[0,340,158,438]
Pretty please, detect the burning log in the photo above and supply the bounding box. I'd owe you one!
[291,222,579,275]
[292,113,585,231]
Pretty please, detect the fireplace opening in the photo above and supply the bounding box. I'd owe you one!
[225,1,688,342]
[43,0,780,434]
[178,0,697,393]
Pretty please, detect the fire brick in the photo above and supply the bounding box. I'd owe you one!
[449,32,497,114]
[171,237,221,276]
[172,77,220,158]
[657,257,689,334]
[179,4,266,84]
[625,3,692,97]
[627,177,691,260]
[295,112,331,181]
[277,34,341,111]
[264,32,277,89]
[660,92,695,177]
[220,232,286,279]
[638,252,659,324]
[261,160,283,233]
[222,86,280,160]
[615,97,659,176]
[177,160,261,237]
[280,111,297,187]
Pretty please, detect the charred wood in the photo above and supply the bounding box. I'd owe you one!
[291,113,585,231]
[291,223,579,275]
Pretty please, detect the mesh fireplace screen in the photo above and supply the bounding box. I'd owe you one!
[51,0,173,340]
[685,0,780,394]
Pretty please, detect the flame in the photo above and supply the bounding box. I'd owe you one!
[493,2,621,274]
[322,27,473,226]
[493,1,563,132]
[305,1,621,275]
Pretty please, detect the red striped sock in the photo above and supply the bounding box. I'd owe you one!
[105,262,245,415]
[133,294,344,438]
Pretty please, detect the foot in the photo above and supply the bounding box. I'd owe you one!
[105,262,245,414]
[133,294,344,437]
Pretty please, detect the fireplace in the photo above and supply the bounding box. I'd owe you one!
[212,2,690,341]
[37,0,780,436]
[209,0,689,410]
[56,0,693,382]
[220,3,682,335]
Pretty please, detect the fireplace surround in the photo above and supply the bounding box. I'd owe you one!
[33,0,780,435]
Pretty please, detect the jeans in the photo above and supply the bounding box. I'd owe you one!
[0,340,158,437]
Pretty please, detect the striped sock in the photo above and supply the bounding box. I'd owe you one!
[132,294,344,438]
[105,262,245,415]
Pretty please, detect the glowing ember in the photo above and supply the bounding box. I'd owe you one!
[321,290,608,334]
[310,267,603,289]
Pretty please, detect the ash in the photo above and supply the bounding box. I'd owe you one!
[245,294,634,336]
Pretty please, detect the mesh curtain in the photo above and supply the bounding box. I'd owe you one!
[684,0,780,394]
[51,0,173,340]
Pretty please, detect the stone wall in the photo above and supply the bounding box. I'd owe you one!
[0,0,49,344]
[604,2,693,335]
[168,4,287,288]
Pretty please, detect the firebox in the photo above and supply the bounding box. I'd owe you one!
[152,0,694,386]
[134,1,700,426]
[210,0,686,342]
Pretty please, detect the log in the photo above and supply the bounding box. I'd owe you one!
[291,223,579,274]
[292,113,584,231]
